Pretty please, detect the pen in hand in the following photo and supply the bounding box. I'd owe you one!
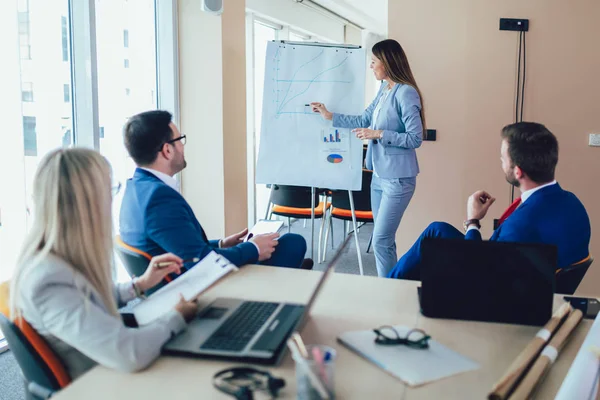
[155,257,200,269]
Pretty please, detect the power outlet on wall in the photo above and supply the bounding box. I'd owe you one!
[499,18,529,32]
[589,134,600,147]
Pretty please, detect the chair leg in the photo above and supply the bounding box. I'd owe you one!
[329,215,334,249]
[303,219,306,228]
[343,220,347,238]
[322,212,332,263]
[317,215,327,264]
[366,232,373,254]
[264,201,271,220]
[287,217,291,233]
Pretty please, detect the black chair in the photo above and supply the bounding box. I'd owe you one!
[322,170,373,269]
[0,313,71,400]
[556,256,593,294]
[266,185,330,262]
[114,235,173,296]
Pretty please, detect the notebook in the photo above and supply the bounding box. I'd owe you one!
[132,252,237,325]
[337,325,479,387]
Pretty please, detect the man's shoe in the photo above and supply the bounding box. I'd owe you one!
[300,258,314,270]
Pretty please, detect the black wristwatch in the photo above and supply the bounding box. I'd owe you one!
[463,219,481,232]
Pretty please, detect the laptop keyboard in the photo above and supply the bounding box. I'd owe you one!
[200,301,279,352]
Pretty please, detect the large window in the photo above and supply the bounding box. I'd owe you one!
[0,0,74,347]
[95,0,158,282]
[252,21,279,220]
[0,0,177,348]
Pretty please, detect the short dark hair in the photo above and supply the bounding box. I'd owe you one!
[123,110,173,166]
[501,122,559,183]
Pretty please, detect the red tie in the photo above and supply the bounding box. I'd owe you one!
[498,197,521,226]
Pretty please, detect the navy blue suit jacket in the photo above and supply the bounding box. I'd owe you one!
[465,183,590,269]
[119,168,259,266]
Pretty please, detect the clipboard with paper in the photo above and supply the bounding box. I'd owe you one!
[132,252,237,326]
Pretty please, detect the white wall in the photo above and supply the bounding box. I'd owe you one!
[179,1,226,237]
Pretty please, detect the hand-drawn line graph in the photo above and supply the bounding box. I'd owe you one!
[273,47,352,116]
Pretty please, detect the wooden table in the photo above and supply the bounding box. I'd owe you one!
[54,266,591,399]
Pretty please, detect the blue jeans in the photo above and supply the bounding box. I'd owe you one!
[261,233,307,268]
[387,222,464,280]
[371,175,416,277]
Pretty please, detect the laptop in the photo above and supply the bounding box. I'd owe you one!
[163,235,351,364]
[419,238,557,326]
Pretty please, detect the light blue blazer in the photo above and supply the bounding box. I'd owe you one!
[332,83,423,179]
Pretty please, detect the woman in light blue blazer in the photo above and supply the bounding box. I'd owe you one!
[10,148,198,381]
[312,39,426,277]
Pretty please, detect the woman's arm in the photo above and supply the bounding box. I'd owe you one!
[380,85,423,149]
[312,83,384,128]
[332,89,382,129]
[114,282,137,308]
[35,281,187,373]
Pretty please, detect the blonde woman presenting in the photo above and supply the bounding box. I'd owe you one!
[10,148,198,381]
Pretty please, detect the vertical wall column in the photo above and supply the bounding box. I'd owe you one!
[178,0,247,238]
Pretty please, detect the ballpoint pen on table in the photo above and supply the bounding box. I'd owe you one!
[155,257,200,269]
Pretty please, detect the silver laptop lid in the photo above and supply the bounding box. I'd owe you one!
[295,233,352,329]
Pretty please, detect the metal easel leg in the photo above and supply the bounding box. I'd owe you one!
[348,191,363,275]
[311,187,315,260]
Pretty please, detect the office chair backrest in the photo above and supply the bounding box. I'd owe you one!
[270,185,320,209]
[114,235,152,279]
[0,282,71,393]
[330,170,372,212]
[555,256,593,295]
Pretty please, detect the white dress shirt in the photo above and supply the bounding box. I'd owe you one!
[140,167,180,192]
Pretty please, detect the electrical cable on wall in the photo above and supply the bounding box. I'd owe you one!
[510,28,527,203]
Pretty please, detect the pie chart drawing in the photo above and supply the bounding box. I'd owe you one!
[327,154,343,164]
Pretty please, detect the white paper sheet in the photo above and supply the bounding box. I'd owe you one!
[132,252,237,326]
[555,310,600,400]
[247,220,284,238]
[256,41,365,191]
[338,326,479,387]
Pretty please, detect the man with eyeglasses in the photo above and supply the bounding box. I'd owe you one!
[119,110,312,276]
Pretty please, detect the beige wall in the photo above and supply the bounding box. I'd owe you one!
[222,1,249,235]
[389,0,600,295]
[179,0,247,238]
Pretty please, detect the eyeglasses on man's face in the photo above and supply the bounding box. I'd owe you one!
[373,326,431,349]
[111,182,122,196]
[166,134,186,146]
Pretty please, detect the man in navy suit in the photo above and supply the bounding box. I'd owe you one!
[119,110,311,270]
[388,122,591,280]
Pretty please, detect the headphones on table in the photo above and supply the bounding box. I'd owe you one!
[213,367,286,400]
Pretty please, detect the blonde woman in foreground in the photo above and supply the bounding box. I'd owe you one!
[10,148,198,381]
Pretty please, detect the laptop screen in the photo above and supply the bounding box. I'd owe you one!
[295,234,352,328]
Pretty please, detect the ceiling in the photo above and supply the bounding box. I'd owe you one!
[312,0,388,35]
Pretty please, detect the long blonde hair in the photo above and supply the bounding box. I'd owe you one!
[10,148,118,319]
[372,39,427,135]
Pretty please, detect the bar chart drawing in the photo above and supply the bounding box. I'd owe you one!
[323,129,341,143]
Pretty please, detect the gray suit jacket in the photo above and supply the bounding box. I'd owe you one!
[16,253,186,380]
[333,83,423,178]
